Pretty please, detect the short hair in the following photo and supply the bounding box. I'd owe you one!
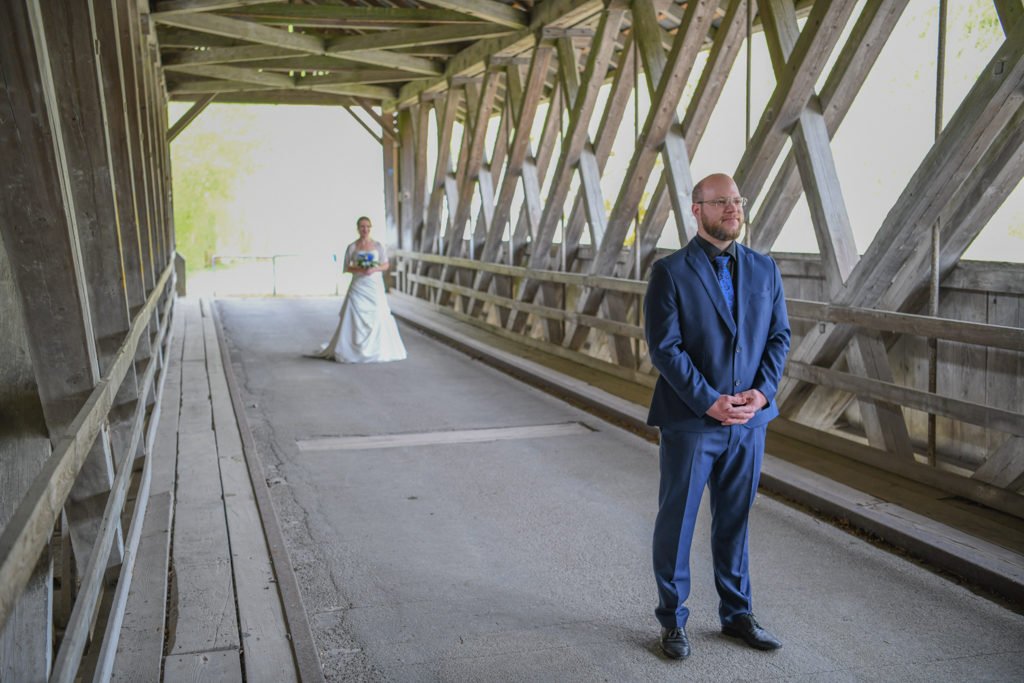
[356,216,371,226]
[692,178,707,204]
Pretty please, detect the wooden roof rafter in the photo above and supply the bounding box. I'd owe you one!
[153,3,540,84]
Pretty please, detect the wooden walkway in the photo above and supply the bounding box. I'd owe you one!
[110,299,320,682]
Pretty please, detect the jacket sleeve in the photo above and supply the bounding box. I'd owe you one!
[752,259,790,403]
[644,260,720,417]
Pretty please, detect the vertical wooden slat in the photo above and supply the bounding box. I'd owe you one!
[398,107,417,251]
[116,0,156,310]
[43,0,143,472]
[382,112,400,249]
[1,0,124,573]
[412,100,431,250]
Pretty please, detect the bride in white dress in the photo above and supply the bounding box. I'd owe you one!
[310,216,407,363]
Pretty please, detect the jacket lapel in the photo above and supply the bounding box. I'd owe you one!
[685,240,737,335]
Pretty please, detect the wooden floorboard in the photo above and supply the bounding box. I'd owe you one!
[110,492,173,682]
[111,307,185,682]
[168,301,240,660]
[122,297,300,680]
[163,649,243,683]
[202,312,297,682]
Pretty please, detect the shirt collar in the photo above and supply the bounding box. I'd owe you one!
[694,234,737,261]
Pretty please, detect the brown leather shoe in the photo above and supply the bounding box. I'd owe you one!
[722,613,782,650]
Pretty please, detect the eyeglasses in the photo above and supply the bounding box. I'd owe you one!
[696,197,748,209]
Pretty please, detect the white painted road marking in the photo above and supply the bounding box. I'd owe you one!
[296,422,594,452]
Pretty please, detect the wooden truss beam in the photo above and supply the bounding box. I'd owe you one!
[777,20,1024,418]
[509,6,627,334]
[163,44,298,67]
[422,0,529,28]
[437,68,503,302]
[325,24,515,54]
[467,44,555,311]
[627,0,751,279]
[754,0,915,456]
[168,94,216,142]
[154,0,283,15]
[733,0,857,205]
[220,5,487,28]
[153,11,324,53]
[563,0,718,348]
[750,0,909,253]
[391,0,604,108]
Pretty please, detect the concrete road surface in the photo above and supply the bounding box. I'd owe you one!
[217,298,1024,682]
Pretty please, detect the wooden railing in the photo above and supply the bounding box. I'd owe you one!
[0,259,176,681]
[393,248,1024,517]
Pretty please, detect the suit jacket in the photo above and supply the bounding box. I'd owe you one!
[644,238,790,431]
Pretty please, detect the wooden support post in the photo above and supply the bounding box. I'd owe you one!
[398,108,417,250]
[413,101,431,250]
[118,0,157,301]
[382,111,400,250]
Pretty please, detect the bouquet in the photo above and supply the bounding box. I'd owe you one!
[354,251,379,269]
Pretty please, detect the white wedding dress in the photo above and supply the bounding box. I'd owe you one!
[311,242,407,363]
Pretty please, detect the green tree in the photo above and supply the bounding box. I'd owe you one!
[171,107,257,271]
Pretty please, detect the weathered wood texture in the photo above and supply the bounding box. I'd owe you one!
[388,0,1024,509]
[395,243,1024,506]
[109,311,184,682]
[158,299,299,681]
[0,228,53,683]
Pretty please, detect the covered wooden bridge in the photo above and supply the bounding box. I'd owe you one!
[1,0,1023,681]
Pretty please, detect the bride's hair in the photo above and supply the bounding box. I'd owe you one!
[356,215,371,226]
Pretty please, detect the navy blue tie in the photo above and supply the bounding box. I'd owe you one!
[714,255,735,318]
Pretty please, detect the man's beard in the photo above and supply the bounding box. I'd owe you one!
[703,215,742,242]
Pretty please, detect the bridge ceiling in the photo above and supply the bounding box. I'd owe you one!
[155,0,804,112]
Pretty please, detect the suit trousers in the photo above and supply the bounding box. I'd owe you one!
[653,424,766,629]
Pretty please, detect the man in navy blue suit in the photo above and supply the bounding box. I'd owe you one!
[644,173,790,660]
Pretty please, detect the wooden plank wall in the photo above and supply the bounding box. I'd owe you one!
[0,0,177,678]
